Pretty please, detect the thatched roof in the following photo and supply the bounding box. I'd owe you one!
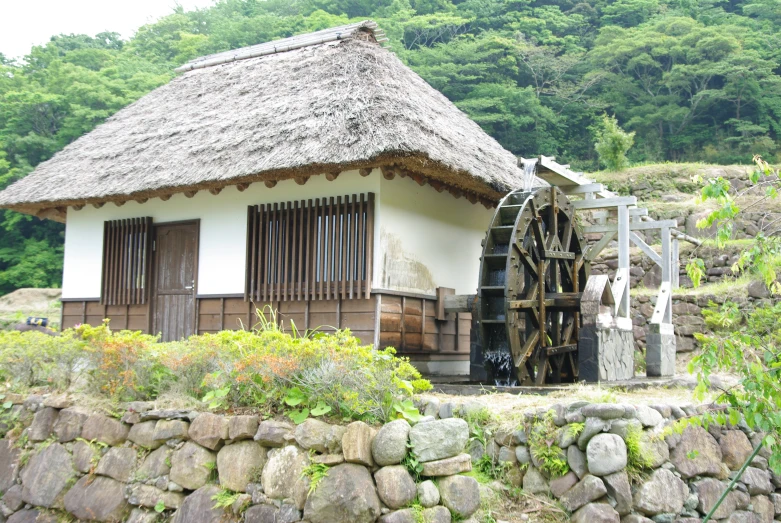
[0,21,532,218]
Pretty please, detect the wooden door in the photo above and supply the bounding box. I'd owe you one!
[152,221,199,341]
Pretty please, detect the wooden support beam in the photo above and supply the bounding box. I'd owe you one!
[672,238,680,289]
[294,177,309,186]
[480,198,494,209]
[465,193,478,204]
[114,200,125,207]
[583,219,678,234]
[572,196,638,210]
[325,171,340,181]
[380,166,395,180]
[447,187,462,199]
[184,191,197,198]
[92,202,104,209]
[72,204,84,210]
[559,183,605,195]
[409,173,426,186]
[359,168,372,177]
[236,183,250,192]
[443,294,474,314]
[160,194,171,201]
[429,180,445,193]
[630,232,662,265]
[209,187,222,196]
[616,204,630,318]
[135,197,148,204]
[264,180,277,188]
[584,230,616,262]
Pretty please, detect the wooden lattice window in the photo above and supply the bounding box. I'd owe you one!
[245,193,374,302]
[101,217,153,305]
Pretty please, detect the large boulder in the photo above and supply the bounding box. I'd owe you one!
[303,463,381,523]
[720,430,753,470]
[172,485,238,523]
[421,453,472,476]
[437,474,480,519]
[586,434,627,476]
[372,419,411,466]
[169,441,217,490]
[670,425,723,479]
[254,420,293,447]
[375,465,417,509]
[559,475,607,512]
[81,413,129,445]
[137,446,172,479]
[571,503,620,523]
[742,466,773,495]
[417,480,440,508]
[228,415,258,441]
[294,418,332,452]
[633,468,688,515]
[262,445,310,509]
[244,504,279,523]
[129,484,186,510]
[128,421,162,449]
[95,447,137,482]
[0,439,20,493]
[64,475,130,522]
[188,412,229,450]
[72,439,98,473]
[409,418,469,462]
[342,421,376,467]
[602,470,632,516]
[694,478,743,519]
[640,431,669,469]
[153,419,190,442]
[28,407,58,441]
[52,408,87,442]
[20,443,74,507]
[522,466,550,495]
[217,441,267,492]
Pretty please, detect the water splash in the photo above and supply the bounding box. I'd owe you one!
[484,350,518,386]
[520,157,538,192]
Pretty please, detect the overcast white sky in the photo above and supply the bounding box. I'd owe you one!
[0,0,217,59]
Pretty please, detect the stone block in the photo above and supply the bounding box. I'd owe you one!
[578,324,634,382]
[646,323,676,377]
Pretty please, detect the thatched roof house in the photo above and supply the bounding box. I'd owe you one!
[1,21,534,375]
[0,20,526,219]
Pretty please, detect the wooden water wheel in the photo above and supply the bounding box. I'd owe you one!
[476,187,590,385]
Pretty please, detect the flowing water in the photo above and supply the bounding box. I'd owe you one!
[521,157,538,192]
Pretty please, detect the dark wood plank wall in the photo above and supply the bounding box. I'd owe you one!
[61,291,470,361]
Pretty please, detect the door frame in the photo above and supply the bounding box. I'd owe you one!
[149,219,200,339]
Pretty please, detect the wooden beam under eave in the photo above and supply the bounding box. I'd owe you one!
[294,176,309,186]
[359,168,372,177]
[135,197,148,204]
[92,202,104,209]
[409,173,426,187]
[465,193,478,204]
[236,183,250,192]
[429,180,445,193]
[72,204,84,211]
[264,180,277,189]
[325,171,340,182]
[114,201,126,207]
[160,194,172,201]
[184,191,198,198]
[380,166,395,180]
[209,187,222,196]
[447,187,462,199]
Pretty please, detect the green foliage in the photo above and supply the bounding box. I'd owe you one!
[593,114,635,171]
[527,412,569,478]
[401,444,423,482]
[154,500,166,513]
[211,489,240,510]
[566,422,584,440]
[686,258,707,289]
[301,462,330,494]
[624,423,653,482]
[473,453,507,482]
[0,311,431,423]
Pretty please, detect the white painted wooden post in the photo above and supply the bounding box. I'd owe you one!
[661,227,672,323]
[617,204,630,318]
[672,238,680,289]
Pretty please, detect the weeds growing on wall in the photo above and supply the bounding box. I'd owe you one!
[0,307,432,423]
[527,412,569,478]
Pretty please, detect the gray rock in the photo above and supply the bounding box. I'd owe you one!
[523,466,550,495]
[312,453,344,465]
[228,415,258,441]
[742,466,773,495]
[64,475,130,522]
[172,485,237,523]
[582,404,626,420]
[439,402,455,419]
[560,475,607,512]
[587,434,627,476]
[51,408,87,443]
[498,445,517,464]
[137,445,172,479]
[748,280,770,299]
[409,418,469,462]
[550,471,578,498]
[568,445,588,479]
[8,510,44,523]
[721,430,753,471]
[128,420,162,449]
[127,508,160,523]
[254,419,293,447]
[423,506,452,523]
[621,516,654,523]
[20,443,74,507]
[770,492,781,515]
[724,511,761,523]
[633,468,688,515]
[0,440,20,493]
[422,398,440,417]
[342,421,375,467]
[641,431,669,469]
[217,441,267,492]
[294,418,332,452]
[303,463,381,523]
[130,484,186,510]
[262,445,310,509]
[694,477,740,519]
[512,428,528,445]
[438,474,480,519]
[72,439,97,473]
[154,419,190,441]
[578,417,611,450]
[558,425,579,448]
[669,425,722,479]
[375,465,417,509]
[244,504,278,523]
[277,502,301,523]
[3,483,24,512]
[468,439,485,463]
[603,470,632,516]
[188,412,229,450]
[325,424,346,454]
[635,405,663,428]
[515,445,531,465]
[421,453,472,476]
[81,413,129,445]
[608,419,642,440]
[28,407,58,442]
[417,480,440,508]
[95,446,136,482]
[751,494,773,523]
[379,509,416,523]
[571,503,620,523]
[372,419,411,466]
[169,441,217,490]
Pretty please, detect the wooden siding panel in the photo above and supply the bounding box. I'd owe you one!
[101,217,152,305]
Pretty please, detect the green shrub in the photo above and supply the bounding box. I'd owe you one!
[0,330,85,389]
[528,412,569,478]
[593,113,635,171]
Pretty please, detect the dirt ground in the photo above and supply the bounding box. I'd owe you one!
[0,288,61,329]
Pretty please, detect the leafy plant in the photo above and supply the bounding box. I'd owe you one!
[527,412,569,478]
[566,422,584,440]
[201,384,231,410]
[283,386,332,424]
[624,423,654,483]
[593,113,635,171]
[154,500,166,513]
[301,462,330,494]
[401,444,423,482]
[211,489,240,510]
[392,399,422,424]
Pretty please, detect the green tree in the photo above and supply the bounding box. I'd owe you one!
[593,114,635,170]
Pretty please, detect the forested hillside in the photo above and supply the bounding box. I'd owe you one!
[0,0,779,294]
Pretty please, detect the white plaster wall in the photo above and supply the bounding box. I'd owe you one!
[376,176,494,296]
[62,170,380,298]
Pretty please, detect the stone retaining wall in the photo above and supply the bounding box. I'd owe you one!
[0,394,480,523]
[473,400,781,523]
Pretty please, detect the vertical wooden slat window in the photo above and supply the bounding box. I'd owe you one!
[246,193,374,302]
[101,217,153,305]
